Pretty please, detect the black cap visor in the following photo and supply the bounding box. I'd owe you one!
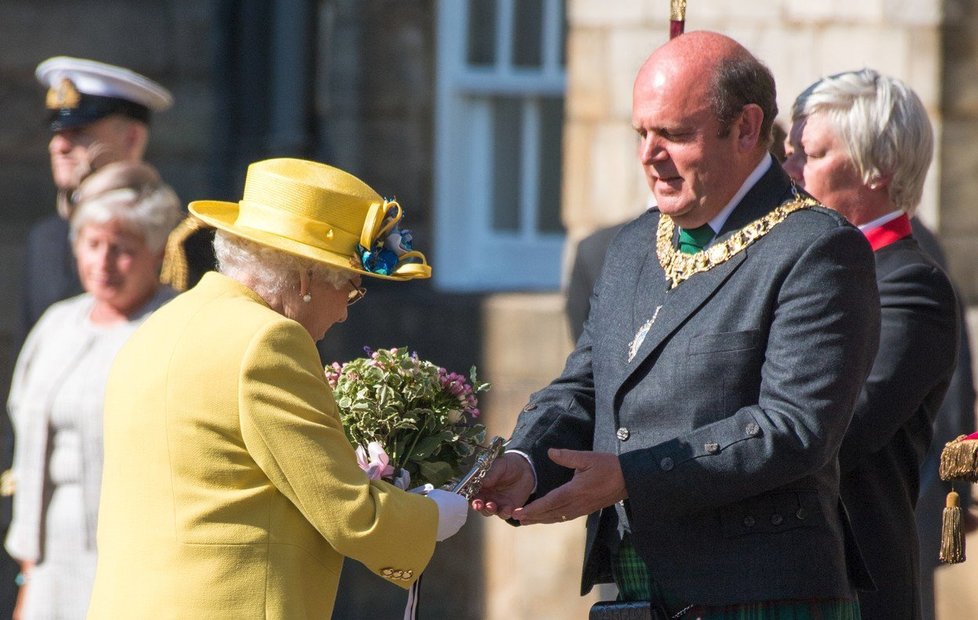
[48,94,150,132]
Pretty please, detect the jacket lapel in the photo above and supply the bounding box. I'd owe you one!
[612,158,793,395]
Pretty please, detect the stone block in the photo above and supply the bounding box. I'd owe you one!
[589,124,648,227]
[695,0,784,24]
[883,0,942,26]
[608,28,664,120]
[786,0,884,23]
[566,29,611,121]
[937,120,978,235]
[562,121,597,227]
[814,25,910,79]
[943,237,978,304]
[482,293,571,390]
[943,29,978,117]
[905,28,941,110]
[569,0,654,27]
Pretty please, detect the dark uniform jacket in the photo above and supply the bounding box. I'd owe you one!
[509,160,881,606]
[840,229,958,620]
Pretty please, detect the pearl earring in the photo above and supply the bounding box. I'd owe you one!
[302,294,312,303]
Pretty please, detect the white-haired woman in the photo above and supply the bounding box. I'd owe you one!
[6,161,183,620]
[87,158,468,619]
[784,69,959,620]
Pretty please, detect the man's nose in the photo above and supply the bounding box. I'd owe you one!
[638,136,666,164]
[49,132,74,152]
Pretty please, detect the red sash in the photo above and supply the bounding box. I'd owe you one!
[863,213,912,251]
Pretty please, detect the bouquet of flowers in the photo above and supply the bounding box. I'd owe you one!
[326,347,490,489]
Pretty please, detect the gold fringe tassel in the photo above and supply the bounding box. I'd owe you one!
[939,490,966,564]
[939,436,978,483]
[160,215,208,292]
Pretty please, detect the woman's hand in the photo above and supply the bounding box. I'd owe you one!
[12,561,34,620]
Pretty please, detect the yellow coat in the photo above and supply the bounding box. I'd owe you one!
[88,272,438,619]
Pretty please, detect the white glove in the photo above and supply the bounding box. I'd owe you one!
[425,489,469,541]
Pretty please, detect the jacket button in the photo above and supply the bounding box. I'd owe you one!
[382,568,394,577]
[704,442,720,454]
[404,570,413,578]
[771,513,784,526]
[660,457,674,471]
[743,516,756,528]
[617,427,630,441]
[745,422,761,437]
[795,508,807,520]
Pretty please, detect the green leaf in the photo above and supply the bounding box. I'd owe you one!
[409,431,454,460]
[418,461,455,488]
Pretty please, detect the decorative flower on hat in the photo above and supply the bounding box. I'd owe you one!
[356,200,425,277]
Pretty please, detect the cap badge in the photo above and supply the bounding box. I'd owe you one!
[46,78,81,110]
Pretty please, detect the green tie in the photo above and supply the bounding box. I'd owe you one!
[677,224,715,254]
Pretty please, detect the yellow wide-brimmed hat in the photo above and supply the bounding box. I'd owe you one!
[189,158,430,281]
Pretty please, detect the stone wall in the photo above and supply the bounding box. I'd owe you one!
[562,0,945,266]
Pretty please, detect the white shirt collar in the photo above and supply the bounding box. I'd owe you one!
[704,155,773,235]
[857,209,904,232]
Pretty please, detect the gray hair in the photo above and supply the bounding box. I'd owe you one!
[69,181,183,253]
[791,68,933,215]
[213,230,350,299]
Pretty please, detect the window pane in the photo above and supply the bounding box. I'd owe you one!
[492,97,522,232]
[467,0,497,66]
[512,0,543,68]
[537,97,564,233]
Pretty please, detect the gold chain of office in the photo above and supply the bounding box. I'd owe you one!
[656,195,820,289]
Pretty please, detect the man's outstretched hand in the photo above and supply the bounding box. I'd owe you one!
[471,452,535,520]
[511,449,626,525]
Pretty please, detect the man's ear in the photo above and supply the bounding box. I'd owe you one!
[734,104,764,152]
[124,121,149,160]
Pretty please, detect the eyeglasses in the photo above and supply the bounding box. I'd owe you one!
[347,281,366,306]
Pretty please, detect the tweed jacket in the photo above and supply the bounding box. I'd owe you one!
[88,272,438,620]
[840,232,958,619]
[508,161,881,606]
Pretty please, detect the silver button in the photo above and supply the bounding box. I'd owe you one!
[660,457,674,471]
[743,516,756,528]
[704,442,720,454]
[616,427,630,441]
[745,422,761,437]
[771,514,784,526]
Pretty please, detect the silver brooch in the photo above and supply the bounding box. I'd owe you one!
[627,305,662,362]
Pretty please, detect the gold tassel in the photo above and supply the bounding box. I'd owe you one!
[160,215,208,292]
[939,490,966,564]
[939,436,978,483]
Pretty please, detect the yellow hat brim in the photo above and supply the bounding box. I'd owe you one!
[189,200,431,282]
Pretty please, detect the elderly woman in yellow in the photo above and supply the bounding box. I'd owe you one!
[87,158,468,619]
[5,161,182,620]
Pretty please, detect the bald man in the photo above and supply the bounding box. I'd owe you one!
[474,32,880,618]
